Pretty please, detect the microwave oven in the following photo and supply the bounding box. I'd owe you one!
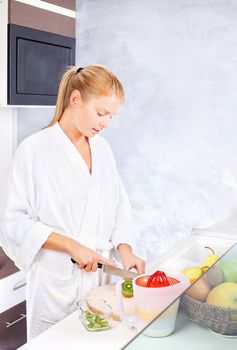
[8,24,75,105]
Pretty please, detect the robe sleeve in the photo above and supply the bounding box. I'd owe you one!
[0,142,53,273]
[110,177,135,250]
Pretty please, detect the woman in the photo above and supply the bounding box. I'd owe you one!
[0,65,145,340]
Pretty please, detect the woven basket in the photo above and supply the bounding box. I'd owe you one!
[180,294,237,336]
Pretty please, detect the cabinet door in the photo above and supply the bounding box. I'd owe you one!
[0,301,27,350]
[0,248,19,279]
[0,248,26,313]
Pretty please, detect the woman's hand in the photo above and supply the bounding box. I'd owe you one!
[42,232,117,273]
[69,240,117,272]
[118,244,146,274]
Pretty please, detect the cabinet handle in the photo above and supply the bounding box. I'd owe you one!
[13,280,26,291]
[6,313,26,328]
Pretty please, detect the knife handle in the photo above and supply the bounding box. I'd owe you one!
[70,258,102,269]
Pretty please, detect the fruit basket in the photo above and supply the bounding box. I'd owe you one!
[179,242,237,337]
[180,293,237,336]
[146,221,237,337]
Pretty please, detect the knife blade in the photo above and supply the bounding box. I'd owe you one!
[71,258,139,279]
[97,263,139,279]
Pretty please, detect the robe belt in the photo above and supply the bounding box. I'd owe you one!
[95,241,114,286]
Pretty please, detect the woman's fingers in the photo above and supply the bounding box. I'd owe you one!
[78,263,86,269]
[73,247,117,272]
[123,258,146,274]
[136,259,146,274]
[84,262,92,272]
[91,260,98,272]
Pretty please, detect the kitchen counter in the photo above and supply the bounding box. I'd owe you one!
[18,228,237,349]
[18,311,138,350]
[18,309,236,350]
[123,313,236,350]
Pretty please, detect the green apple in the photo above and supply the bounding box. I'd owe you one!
[206,282,237,320]
[217,259,237,283]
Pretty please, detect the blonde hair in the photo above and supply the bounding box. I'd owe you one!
[47,64,124,127]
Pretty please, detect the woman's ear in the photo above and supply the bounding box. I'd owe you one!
[69,90,82,107]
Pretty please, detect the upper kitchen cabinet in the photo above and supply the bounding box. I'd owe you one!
[0,0,76,106]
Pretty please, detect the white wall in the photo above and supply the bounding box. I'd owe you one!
[14,1,237,263]
[0,109,16,193]
[76,0,237,261]
[17,108,54,144]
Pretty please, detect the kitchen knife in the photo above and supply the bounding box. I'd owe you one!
[71,258,139,279]
[97,263,140,279]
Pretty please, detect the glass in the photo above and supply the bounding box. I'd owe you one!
[77,299,112,331]
[121,243,237,349]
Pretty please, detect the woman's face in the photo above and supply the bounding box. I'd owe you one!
[71,92,121,138]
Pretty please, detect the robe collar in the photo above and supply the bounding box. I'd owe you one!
[54,122,96,178]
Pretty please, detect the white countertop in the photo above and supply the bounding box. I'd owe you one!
[123,314,237,350]
[18,311,138,350]
[18,311,236,350]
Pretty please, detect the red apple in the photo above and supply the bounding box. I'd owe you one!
[185,276,211,302]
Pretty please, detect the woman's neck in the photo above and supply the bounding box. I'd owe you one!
[59,110,87,147]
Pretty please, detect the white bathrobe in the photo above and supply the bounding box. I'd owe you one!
[0,122,134,339]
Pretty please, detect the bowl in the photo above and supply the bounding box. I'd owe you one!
[180,294,237,336]
[77,299,112,332]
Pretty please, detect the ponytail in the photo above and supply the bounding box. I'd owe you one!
[47,64,124,127]
[47,67,77,127]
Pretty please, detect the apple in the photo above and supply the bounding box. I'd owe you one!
[185,276,211,302]
[217,259,237,283]
[206,282,237,320]
[205,265,224,287]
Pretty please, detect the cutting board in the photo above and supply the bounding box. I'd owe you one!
[86,283,134,321]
